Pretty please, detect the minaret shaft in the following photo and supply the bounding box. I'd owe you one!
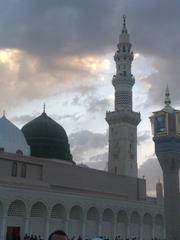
[106,17,141,177]
[163,171,180,239]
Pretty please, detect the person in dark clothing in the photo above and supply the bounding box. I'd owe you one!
[48,230,68,240]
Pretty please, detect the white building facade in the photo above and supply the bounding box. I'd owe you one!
[0,152,164,240]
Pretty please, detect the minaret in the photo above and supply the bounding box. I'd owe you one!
[106,16,141,177]
[150,87,180,239]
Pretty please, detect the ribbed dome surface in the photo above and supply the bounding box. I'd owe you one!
[0,116,30,155]
[21,112,73,162]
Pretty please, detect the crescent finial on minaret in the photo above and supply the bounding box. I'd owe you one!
[165,84,171,106]
[123,15,126,27]
[43,103,46,113]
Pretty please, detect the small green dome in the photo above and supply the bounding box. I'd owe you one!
[21,112,73,162]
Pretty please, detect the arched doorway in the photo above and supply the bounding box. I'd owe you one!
[154,214,164,239]
[102,208,114,240]
[69,205,83,238]
[86,207,99,239]
[29,202,47,239]
[116,210,128,239]
[143,213,152,240]
[130,212,140,239]
[6,200,26,240]
[50,204,66,233]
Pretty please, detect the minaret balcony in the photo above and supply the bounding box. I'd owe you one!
[112,75,135,87]
[114,52,133,62]
[106,110,141,126]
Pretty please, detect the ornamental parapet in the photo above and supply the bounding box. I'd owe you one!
[114,51,134,62]
[112,75,135,87]
[106,110,141,126]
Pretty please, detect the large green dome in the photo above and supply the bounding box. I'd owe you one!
[21,112,73,162]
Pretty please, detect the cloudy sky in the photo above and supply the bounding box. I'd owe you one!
[1,0,180,194]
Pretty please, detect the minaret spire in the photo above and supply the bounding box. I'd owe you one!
[120,15,128,36]
[43,103,46,113]
[164,85,171,106]
[123,15,126,27]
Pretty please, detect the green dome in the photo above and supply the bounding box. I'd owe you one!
[21,112,73,162]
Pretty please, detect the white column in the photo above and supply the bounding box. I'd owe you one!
[127,220,131,238]
[82,221,86,239]
[24,217,30,235]
[113,218,117,240]
[1,216,7,240]
[45,217,50,240]
[140,219,143,240]
[163,225,166,240]
[127,215,130,239]
[65,218,69,234]
[152,218,155,239]
[98,217,102,236]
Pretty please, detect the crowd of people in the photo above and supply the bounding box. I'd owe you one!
[23,234,44,240]
[22,232,164,240]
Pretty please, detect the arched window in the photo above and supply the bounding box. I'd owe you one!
[12,162,17,177]
[21,163,26,178]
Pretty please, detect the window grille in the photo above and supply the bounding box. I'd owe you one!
[51,205,65,219]
[31,202,46,217]
[8,200,25,217]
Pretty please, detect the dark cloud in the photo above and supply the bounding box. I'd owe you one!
[142,59,180,107]
[1,0,179,58]
[0,0,180,115]
[87,152,108,170]
[0,0,118,56]
[11,113,38,125]
[69,130,108,163]
[69,130,108,149]
[11,112,81,127]
[122,1,180,107]
[52,113,82,122]
[87,98,111,113]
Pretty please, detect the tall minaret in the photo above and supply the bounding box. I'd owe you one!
[150,88,180,239]
[106,16,141,177]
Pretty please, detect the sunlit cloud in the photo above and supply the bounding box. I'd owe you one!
[56,55,111,75]
[0,49,20,71]
[134,52,140,59]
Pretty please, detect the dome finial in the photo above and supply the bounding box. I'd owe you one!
[43,103,46,113]
[2,110,6,118]
[164,84,171,106]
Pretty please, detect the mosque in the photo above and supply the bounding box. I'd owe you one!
[0,18,165,240]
